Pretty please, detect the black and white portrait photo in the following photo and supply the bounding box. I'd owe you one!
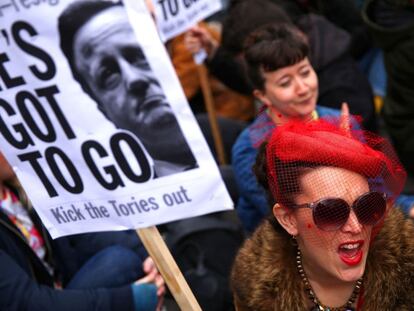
[58,0,198,178]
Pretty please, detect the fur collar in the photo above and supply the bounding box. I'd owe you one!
[231,208,414,310]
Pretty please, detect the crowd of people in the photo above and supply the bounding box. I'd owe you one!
[1,0,413,310]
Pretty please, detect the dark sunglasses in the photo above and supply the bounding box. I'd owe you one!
[292,191,387,231]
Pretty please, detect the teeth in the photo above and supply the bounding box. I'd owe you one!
[341,243,359,250]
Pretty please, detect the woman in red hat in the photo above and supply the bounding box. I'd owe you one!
[231,117,414,310]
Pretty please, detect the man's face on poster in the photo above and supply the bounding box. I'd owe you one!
[72,6,187,161]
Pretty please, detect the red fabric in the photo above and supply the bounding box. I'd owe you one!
[266,117,406,204]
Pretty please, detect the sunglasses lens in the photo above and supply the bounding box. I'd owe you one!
[313,199,349,231]
[354,192,386,226]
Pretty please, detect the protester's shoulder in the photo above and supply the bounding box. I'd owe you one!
[234,113,275,151]
[232,125,255,157]
[234,125,251,144]
[316,105,341,117]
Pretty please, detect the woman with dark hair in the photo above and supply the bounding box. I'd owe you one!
[231,23,344,233]
[231,117,414,310]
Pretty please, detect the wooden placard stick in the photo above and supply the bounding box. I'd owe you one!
[196,64,227,165]
[136,226,202,311]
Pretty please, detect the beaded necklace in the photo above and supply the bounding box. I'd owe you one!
[296,248,363,311]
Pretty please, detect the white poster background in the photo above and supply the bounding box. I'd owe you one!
[0,0,232,239]
[150,0,222,42]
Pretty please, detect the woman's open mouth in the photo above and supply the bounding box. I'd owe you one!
[338,240,364,266]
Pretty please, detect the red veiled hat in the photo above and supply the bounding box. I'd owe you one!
[266,117,406,205]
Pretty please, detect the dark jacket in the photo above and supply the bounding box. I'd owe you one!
[362,0,414,177]
[0,189,134,311]
[207,13,376,131]
[266,0,372,58]
[231,208,414,310]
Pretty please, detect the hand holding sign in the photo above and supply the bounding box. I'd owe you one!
[135,257,166,310]
[136,257,166,298]
[184,25,218,60]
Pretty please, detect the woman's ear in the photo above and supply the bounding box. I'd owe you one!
[273,203,299,236]
[253,89,271,107]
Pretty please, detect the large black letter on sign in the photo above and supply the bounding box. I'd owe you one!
[110,133,152,183]
[12,21,56,81]
[82,140,125,190]
[18,151,58,197]
[0,53,25,90]
[0,98,34,149]
[16,90,56,143]
[36,86,76,140]
[157,0,179,21]
[46,147,84,194]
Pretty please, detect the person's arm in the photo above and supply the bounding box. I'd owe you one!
[231,129,270,233]
[184,25,219,60]
[0,250,133,311]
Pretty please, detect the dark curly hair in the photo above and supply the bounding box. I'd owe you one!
[243,23,309,91]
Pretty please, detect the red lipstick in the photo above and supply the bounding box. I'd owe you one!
[338,241,364,266]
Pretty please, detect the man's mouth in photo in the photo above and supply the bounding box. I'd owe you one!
[139,96,168,109]
[134,97,176,127]
[338,240,364,266]
[138,96,169,112]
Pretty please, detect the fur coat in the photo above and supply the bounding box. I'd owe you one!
[231,208,414,310]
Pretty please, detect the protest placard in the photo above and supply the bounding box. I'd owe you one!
[149,0,222,42]
[0,0,233,240]
[145,0,227,164]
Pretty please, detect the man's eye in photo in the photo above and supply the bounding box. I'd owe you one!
[124,47,150,69]
[97,60,120,89]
